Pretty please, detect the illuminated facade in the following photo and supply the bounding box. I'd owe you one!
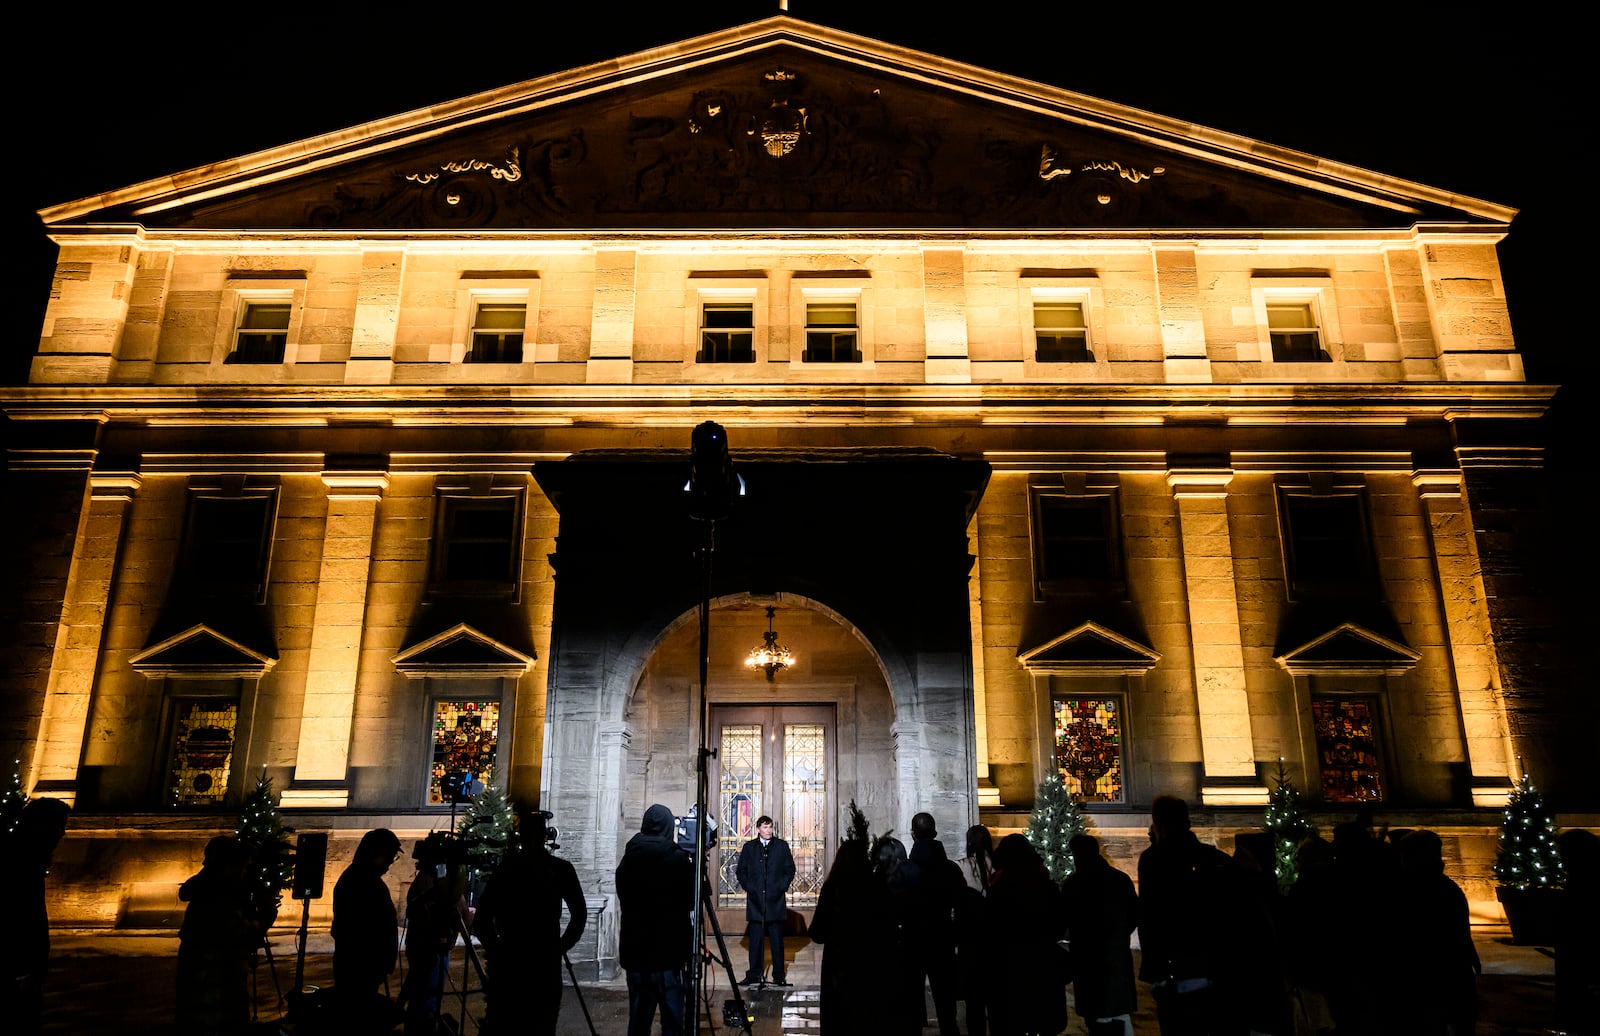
[2,18,1563,943]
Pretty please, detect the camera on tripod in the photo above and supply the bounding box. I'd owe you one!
[439,769,484,805]
[674,804,718,854]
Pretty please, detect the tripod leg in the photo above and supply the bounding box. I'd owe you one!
[562,952,599,1036]
[704,901,755,1035]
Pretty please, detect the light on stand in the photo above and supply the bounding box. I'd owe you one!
[745,606,794,683]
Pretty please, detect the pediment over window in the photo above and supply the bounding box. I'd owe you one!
[1017,621,1159,676]
[393,623,535,679]
[130,624,278,678]
[1274,622,1420,676]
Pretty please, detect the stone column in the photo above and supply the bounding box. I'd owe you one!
[1153,245,1212,383]
[29,473,141,804]
[922,247,972,383]
[345,248,404,384]
[586,250,636,383]
[1168,470,1265,804]
[282,472,388,808]
[1413,471,1515,805]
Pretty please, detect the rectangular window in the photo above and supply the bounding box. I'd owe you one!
[1033,491,1124,595]
[432,493,522,593]
[468,302,526,363]
[1052,696,1126,803]
[179,491,278,600]
[167,699,238,807]
[1267,300,1325,362]
[1035,300,1092,362]
[1311,697,1384,802]
[430,699,501,805]
[1280,491,1374,598]
[699,302,755,363]
[803,301,860,363]
[228,301,291,364]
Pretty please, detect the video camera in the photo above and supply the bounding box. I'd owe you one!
[522,808,561,851]
[674,805,718,854]
[440,769,484,805]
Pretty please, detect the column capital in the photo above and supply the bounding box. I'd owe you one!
[1167,469,1234,497]
[90,472,141,500]
[1411,469,1465,499]
[321,471,389,498]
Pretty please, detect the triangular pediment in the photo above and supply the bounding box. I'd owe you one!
[42,18,1510,233]
[1018,621,1160,675]
[1275,622,1420,676]
[130,624,278,678]
[393,623,535,679]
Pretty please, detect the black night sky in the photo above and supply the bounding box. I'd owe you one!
[7,3,1586,609]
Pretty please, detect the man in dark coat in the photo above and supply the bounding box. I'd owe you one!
[2,796,69,1036]
[331,828,403,1033]
[1062,834,1138,1036]
[616,803,695,1036]
[475,809,587,1036]
[907,811,965,1036]
[735,814,796,986]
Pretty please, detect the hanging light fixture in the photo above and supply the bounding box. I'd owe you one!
[745,606,794,683]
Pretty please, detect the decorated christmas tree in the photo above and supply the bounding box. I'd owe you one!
[1263,759,1314,893]
[1025,773,1087,883]
[235,771,294,925]
[1494,772,1565,890]
[457,784,515,897]
[2,757,27,838]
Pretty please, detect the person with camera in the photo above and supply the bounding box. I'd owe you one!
[474,806,587,1036]
[616,803,696,1036]
[736,814,796,987]
[400,832,470,1036]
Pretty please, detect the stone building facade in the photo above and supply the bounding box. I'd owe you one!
[1,18,1568,951]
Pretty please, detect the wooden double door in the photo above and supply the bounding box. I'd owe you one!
[708,704,835,911]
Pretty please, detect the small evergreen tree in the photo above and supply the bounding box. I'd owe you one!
[2,757,28,838]
[1025,773,1087,883]
[235,771,294,924]
[1494,773,1565,890]
[1263,759,1314,893]
[457,784,515,898]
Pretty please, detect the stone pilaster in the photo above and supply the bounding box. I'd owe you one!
[29,473,141,804]
[586,250,636,383]
[922,247,972,383]
[1169,470,1265,805]
[30,243,138,384]
[1413,471,1515,805]
[345,249,404,383]
[282,472,388,808]
[1153,245,1212,383]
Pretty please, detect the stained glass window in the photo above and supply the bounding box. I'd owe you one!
[1052,696,1125,803]
[783,723,826,906]
[717,724,762,906]
[169,699,238,807]
[429,699,500,805]
[1311,698,1383,802]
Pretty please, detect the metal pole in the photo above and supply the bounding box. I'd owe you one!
[689,515,715,1036]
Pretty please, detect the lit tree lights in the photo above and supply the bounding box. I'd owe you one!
[1494,772,1565,890]
[2,758,26,837]
[1264,758,1314,893]
[234,770,294,924]
[1025,773,1087,883]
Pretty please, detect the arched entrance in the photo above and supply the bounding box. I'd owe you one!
[623,593,897,920]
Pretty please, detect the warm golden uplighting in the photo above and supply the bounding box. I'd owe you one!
[745,606,794,683]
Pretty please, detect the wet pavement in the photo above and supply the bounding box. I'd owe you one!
[40,925,1563,1035]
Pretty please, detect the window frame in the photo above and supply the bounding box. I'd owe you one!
[697,295,757,364]
[800,293,862,364]
[787,276,875,370]
[1251,276,1342,364]
[176,484,280,603]
[1019,277,1106,375]
[1048,689,1130,805]
[216,284,304,366]
[428,481,526,600]
[1307,690,1389,805]
[426,694,506,808]
[1028,482,1126,600]
[1275,482,1378,601]
[1032,296,1093,363]
[452,278,540,365]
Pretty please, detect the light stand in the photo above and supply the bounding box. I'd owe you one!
[685,421,742,1036]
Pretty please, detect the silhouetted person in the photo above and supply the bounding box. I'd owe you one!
[987,833,1068,1036]
[875,835,928,1036]
[736,813,795,985]
[332,828,402,1030]
[1137,795,1246,1035]
[1062,834,1137,1036]
[809,804,891,1035]
[474,808,587,1036]
[956,824,995,1036]
[616,804,694,1036]
[904,811,964,1036]
[1317,818,1400,1033]
[1390,830,1478,1035]
[400,832,469,1035]
[2,795,69,1036]
[1556,829,1600,1035]
[176,835,261,1036]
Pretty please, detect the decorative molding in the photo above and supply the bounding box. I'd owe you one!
[393,622,535,679]
[1018,621,1160,676]
[130,624,278,678]
[1274,621,1420,676]
[405,147,523,186]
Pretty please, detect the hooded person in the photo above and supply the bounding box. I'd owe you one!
[616,804,696,1036]
[331,827,403,1032]
[175,835,261,1036]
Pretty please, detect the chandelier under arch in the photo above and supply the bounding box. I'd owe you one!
[745,605,795,683]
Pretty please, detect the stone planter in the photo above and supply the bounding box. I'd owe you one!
[1496,885,1562,945]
